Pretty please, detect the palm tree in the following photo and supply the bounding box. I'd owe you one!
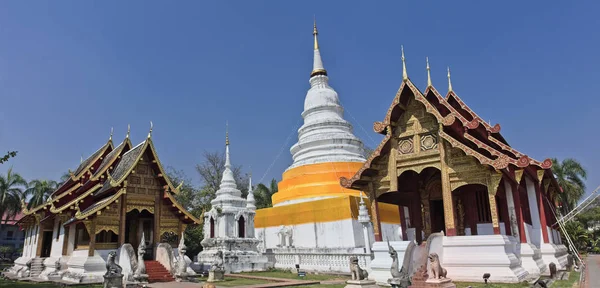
[24,179,58,209]
[57,171,71,187]
[0,167,27,238]
[552,158,587,215]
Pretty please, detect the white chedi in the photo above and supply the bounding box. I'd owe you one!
[288,25,365,170]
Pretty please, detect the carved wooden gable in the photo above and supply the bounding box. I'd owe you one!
[395,97,439,156]
[445,144,490,191]
[126,150,163,196]
[392,96,442,177]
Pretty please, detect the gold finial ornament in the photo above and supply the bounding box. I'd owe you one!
[109,127,113,141]
[313,16,319,50]
[401,45,407,81]
[81,155,83,164]
[426,57,432,87]
[225,121,229,146]
[126,124,131,139]
[447,67,453,92]
[148,121,153,138]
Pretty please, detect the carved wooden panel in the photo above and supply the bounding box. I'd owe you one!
[395,98,438,139]
[446,146,489,191]
[126,152,164,197]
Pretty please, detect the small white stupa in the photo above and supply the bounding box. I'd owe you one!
[197,128,269,273]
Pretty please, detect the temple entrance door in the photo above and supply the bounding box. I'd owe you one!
[125,209,154,260]
[430,200,446,235]
[41,231,53,257]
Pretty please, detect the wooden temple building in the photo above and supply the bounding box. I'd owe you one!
[340,54,568,283]
[10,126,201,283]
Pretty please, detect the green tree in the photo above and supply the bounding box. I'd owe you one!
[24,179,57,209]
[0,168,27,241]
[0,151,17,164]
[166,166,205,258]
[58,172,71,187]
[195,150,248,210]
[253,178,278,209]
[563,221,590,252]
[552,158,587,215]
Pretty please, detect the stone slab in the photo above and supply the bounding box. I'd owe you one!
[345,279,379,288]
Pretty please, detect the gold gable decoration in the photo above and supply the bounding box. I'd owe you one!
[126,198,155,214]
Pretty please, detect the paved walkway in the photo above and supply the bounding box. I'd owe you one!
[584,254,600,288]
[146,274,325,288]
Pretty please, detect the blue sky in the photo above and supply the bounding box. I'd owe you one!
[1,1,598,196]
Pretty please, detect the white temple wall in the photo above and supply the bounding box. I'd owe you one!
[257,218,374,249]
[21,226,30,258]
[50,219,66,258]
[380,222,401,241]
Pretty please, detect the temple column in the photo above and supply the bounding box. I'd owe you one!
[368,184,383,241]
[505,179,527,242]
[535,182,550,244]
[488,172,503,235]
[399,206,408,240]
[525,177,542,246]
[62,225,70,255]
[119,194,127,246]
[487,194,501,234]
[35,223,44,257]
[88,219,97,257]
[438,138,456,236]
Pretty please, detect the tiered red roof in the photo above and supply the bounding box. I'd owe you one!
[340,77,555,189]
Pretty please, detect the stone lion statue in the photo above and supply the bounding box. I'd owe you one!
[105,251,123,276]
[349,256,368,280]
[428,253,446,279]
[210,251,224,272]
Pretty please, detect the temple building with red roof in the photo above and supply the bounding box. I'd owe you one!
[6,126,201,283]
[338,51,568,283]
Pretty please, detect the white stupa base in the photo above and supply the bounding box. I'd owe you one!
[344,279,379,288]
[442,235,528,283]
[539,243,568,273]
[199,238,271,273]
[518,243,546,280]
[62,250,108,283]
[5,256,34,278]
[368,241,411,286]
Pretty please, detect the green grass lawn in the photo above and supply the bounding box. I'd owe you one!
[213,277,272,287]
[551,271,581,288]
[241,270,350,281]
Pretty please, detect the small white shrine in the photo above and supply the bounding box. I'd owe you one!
[197,132,270,273]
